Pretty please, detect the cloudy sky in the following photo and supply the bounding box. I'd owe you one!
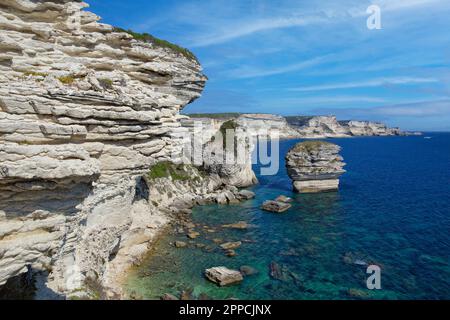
[88,0,450,131]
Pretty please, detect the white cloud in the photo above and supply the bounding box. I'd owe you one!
[190,16,324,48]
[226,55,331,79]
[289,77,438,92]
[278,95,387,104]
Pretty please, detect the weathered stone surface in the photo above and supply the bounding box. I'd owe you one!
[237,114,299,139]
[205,267,243,286]
[261,200,292,213]
[185,114,407,139]
[187,231,200,239]
[237,190,256,200]
[0,1,260,299]
[286,141,346,193]
[220,241,242,250]
[0,0,208,299]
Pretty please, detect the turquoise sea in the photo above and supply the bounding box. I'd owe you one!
[126,134,450,300]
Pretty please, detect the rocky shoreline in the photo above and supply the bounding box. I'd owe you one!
[0,0,422,301]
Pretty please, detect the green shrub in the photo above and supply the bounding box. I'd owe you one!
[293,140,334,152]
[147,161,190,181]
[98,78,114,90]
[58,75,75,85]
[186,113,241,119]
[113,27,198,63]
[23,71,48,77]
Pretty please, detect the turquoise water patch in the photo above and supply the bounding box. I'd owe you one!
[125,134,450,300]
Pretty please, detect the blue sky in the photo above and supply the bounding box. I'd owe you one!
[87,0,450,131]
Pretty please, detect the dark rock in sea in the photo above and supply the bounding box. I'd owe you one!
[261,200,292,213]
[180,288,193,300]
[205,267,243,286]
[198,293,212,300]
[161,293,179,300]
[225,249,237,257]
[269,261,287,281]
[240,266,259,276]
[342,252,368,266]
[279,248,300,256]
[347,288,369,299]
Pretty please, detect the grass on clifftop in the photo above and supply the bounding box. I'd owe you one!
[186,113,242,119]
[293,140,335,152]
[147,161,192,181]
[113,27,198,63]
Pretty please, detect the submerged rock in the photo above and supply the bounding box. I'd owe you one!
[220,241,242,250]
[225,250,237,257]
[261,200,292,213]
[205,267,243,286]
[187,231,200,239]
[180,288,193,300]
[269,261,290,281]
[161,293,179,300]
[222,221,249,229]
[174,241,187,248]
[286,141,346,193]
[240,266,259,276]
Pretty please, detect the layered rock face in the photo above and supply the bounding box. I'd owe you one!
[287,116,351,138]
[236,114,300,139]
[339,120,401,136]
[0,0,211,297]
[188,114,405,139]
[286,141,346,193]
[201,120,258,187]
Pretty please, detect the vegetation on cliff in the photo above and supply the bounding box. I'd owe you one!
[291,140,335,153]
[113,27,198,63]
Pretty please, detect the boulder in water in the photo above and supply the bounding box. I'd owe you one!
[261,200,291,213]
[205,267,243,286]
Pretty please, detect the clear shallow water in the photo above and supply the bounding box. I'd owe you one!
[126,134,450,300]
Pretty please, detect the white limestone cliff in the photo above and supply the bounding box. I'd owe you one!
[0,0,258,299]
[286,141,346,193]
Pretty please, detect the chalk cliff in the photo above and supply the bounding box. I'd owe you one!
[187,114,408,139]
[0,0,256,299]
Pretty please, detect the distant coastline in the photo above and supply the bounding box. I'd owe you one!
[182,113,422,139]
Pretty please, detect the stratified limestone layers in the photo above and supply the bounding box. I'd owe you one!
[286,141,346,193]
[0,0,214,298]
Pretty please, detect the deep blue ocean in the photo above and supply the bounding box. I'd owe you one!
[126,133,450,300]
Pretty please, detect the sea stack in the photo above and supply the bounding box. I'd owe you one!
[286,141,346,193]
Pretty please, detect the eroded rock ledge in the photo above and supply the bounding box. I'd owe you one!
[286,141,346,193]
[0,0,241,299]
